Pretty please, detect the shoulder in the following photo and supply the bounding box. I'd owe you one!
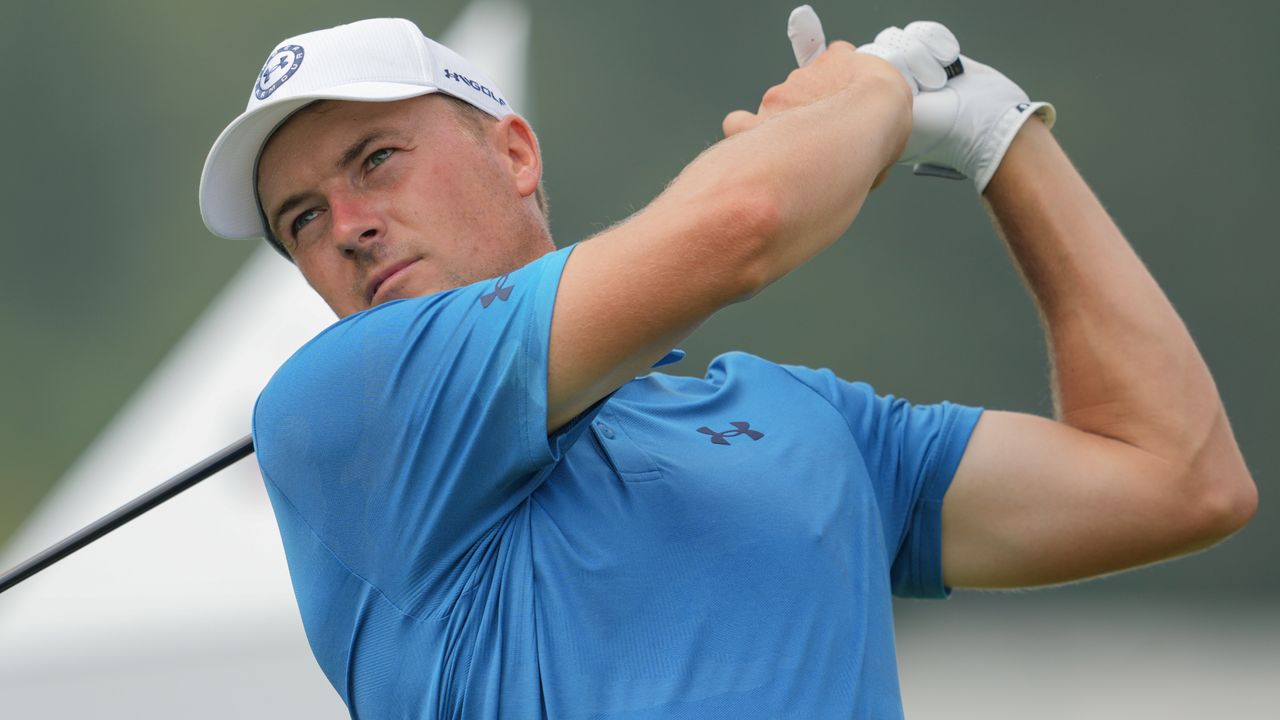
[704,350,813,384]
[262,245,577,408]
[626,352,857,434]
[702,352,876,396]
[252,246,578,470]
[643,351,878,412]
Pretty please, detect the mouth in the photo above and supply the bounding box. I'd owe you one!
[367,258,421,306]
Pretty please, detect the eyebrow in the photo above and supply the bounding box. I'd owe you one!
[336,130,392,170]
[268,129,396,238]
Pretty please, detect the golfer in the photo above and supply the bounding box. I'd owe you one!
[198,10,1255,718]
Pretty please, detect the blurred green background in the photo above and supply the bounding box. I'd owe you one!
[0,0,1273,606]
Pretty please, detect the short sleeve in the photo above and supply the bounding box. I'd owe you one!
[782,366,982,599]
[252,245,590,616]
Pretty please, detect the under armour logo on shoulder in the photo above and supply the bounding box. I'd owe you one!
[697,421,764,446]
[479,274,513,308]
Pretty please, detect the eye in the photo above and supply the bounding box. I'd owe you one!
[290,207,321,237]
[365,147,395,171]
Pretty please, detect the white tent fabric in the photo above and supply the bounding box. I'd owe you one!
[0,2,530,716]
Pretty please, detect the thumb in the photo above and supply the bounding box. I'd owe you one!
[788,5,827,67]
[722,109,760,138]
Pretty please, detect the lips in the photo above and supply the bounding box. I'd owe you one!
[367,258,420,305]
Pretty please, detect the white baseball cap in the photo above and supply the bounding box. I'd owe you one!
[199,18,514,241]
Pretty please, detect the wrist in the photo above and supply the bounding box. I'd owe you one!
[983,114,1056,198]
[844,67,913,171]
[971,101,1056,193]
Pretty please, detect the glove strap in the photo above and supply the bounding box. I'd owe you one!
[914,164,967,181]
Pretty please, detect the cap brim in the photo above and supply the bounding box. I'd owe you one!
[199,82,443,240]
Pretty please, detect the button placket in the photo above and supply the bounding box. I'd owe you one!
[589,406,662,483]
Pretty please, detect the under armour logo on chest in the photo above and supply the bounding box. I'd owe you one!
[697,421,764,446]
[479,274,513,308]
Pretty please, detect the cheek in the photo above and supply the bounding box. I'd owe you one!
[386,160,446,229]
[398,163,491,242]
[392,146,524,279]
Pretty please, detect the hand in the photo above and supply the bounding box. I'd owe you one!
[787,7,1057,193]
[721,41,911,141]
[905,48,1057,193]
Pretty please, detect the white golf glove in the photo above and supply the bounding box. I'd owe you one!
[787,6,1056,193]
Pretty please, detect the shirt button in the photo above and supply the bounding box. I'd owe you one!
[596,422,616,439]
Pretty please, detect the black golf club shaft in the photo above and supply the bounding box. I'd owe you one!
[0,434,256,594]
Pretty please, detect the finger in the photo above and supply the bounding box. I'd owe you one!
[903,21,960,64]
[788,5,827,67]
[856,29,920,94]
[722,109,759,138]
[874,27,947,91]
[871,164,894,190]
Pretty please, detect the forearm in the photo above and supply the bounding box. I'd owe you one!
[546,64,908,430]
[984,120,1253,505]
[657,68,909,294]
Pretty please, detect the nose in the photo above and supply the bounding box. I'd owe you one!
[329,190,386,260]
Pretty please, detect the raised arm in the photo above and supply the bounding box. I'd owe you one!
[940,119,1257,588]
[545,42,912,431]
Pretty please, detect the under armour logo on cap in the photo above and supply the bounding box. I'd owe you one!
[201,18,518,242]
[697,422,765,446]
[255,45,305,100]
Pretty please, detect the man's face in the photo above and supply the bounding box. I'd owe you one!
[257,94,551,317]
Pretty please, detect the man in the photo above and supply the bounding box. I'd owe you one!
[198,9,1255,718]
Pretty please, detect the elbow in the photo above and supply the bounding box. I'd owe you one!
[1208,469,1258,538]
[1167,410,1258,546]
[714,183,785,301]
[1183,463,1258,546]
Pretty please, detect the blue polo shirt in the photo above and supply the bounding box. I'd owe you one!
[253,244,982,719]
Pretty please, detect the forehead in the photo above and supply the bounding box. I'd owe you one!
[258,96,437,178]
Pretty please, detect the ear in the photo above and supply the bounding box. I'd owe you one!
[493,114,542,199]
